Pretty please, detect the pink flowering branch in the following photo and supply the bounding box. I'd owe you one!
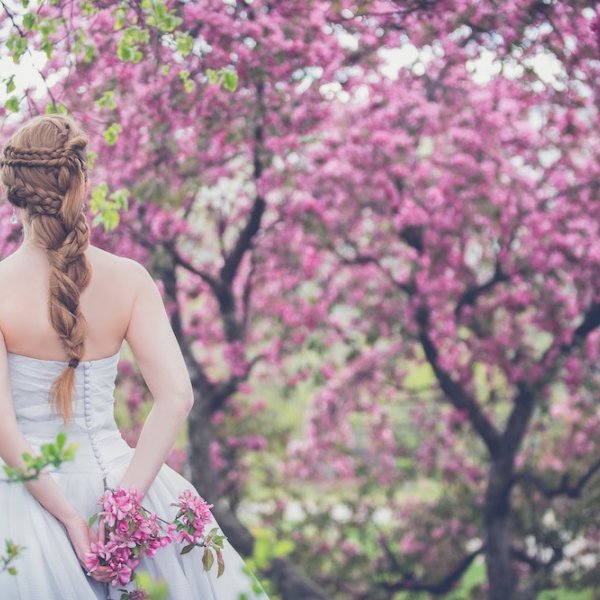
[84,486,225,589]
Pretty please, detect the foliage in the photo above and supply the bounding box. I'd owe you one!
[1,1,600,598]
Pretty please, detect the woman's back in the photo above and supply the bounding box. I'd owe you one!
[0,243,135,361]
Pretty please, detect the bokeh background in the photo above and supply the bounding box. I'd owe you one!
[1,1,600,599]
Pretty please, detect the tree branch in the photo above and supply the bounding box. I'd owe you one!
[512,455,600,499]
[220,194,266,285]
[378,546,483,594]
[168,243,221,293]
[220,75,267,285]
[417,306,502,456]
[455,261,508,320]
[572,302,600,342]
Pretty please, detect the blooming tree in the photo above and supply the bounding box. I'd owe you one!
[277,2,600,599]
[2,1,600,599]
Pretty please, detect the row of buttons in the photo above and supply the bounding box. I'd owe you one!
[82,363,108,480]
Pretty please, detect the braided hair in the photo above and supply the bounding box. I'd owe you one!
[0,114,91,425]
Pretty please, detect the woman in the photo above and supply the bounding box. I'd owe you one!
[0,114,269,599]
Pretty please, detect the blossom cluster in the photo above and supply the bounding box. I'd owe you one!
[84,486,222,590]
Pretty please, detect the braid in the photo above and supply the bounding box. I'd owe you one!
[0,114,91,425]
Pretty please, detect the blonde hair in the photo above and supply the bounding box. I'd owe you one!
[0,114,91,425]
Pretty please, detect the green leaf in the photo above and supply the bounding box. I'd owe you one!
[205,68,218,85]
[117,26,149,63]
[113,6,127,30]
[222,70,238,92]
[7,566,17,576]
[96,90,117,110]
[103,123,123,146]
[86,149,97,170]
[202,547,214,571]
[90,182,108,212]
[103,209,119,231]
[110,188,129,209]
[180,543,195,555]
[81,1,97,16]
[8,36,28,63]
[56,431,66,449]
[22,13,36,31]
[40,40,53,60]
[216,549,225,577]
[175,32,193,57]
[5,96,19,113]
[88,513,98,527]
[63,443,78,460]
[5,74,16,94]
[83,44,95,63]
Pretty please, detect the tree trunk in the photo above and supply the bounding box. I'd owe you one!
[188,390,220,504]
[484,458,516,600]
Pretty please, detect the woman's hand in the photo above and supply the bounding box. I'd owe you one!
[61,513,113,584]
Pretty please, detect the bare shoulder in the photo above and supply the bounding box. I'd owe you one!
[87,246,153,291]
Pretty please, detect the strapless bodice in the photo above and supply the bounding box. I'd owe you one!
[4,350,133,477]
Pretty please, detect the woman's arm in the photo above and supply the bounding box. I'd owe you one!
[0,331,80,525]
[117,260,194,498]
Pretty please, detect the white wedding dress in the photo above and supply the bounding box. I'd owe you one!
[0,349,269,599]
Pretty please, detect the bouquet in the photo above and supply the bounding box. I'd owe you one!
[84,485,226,591]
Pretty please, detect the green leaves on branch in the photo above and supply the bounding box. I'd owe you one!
[89,182,129,232]
[5,34,28,64]
[175,32,193,57]
[44,101,69,116]
[141,0,182,32]
[0,433,76,576]
[179,70,195,93]
[6,13,59,62]
[3,74,19,113]
[0,540,24,577]
[96,90,118,111]
[206,68,239,92]
[4,75,16,94]
[2,432,78,483]
[103,122,123,145]
[80,1,98,17]
[117,27,149,63]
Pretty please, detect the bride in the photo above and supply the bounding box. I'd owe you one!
[0,114,269,599]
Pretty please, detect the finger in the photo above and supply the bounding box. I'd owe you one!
[88,527,98,544]
[92,571,113,583]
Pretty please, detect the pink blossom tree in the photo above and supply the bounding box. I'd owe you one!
[2,1,600,599]
[278,2,600,598]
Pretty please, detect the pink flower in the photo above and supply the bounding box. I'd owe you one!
[86,486,221,587]
[171,489,214,546]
